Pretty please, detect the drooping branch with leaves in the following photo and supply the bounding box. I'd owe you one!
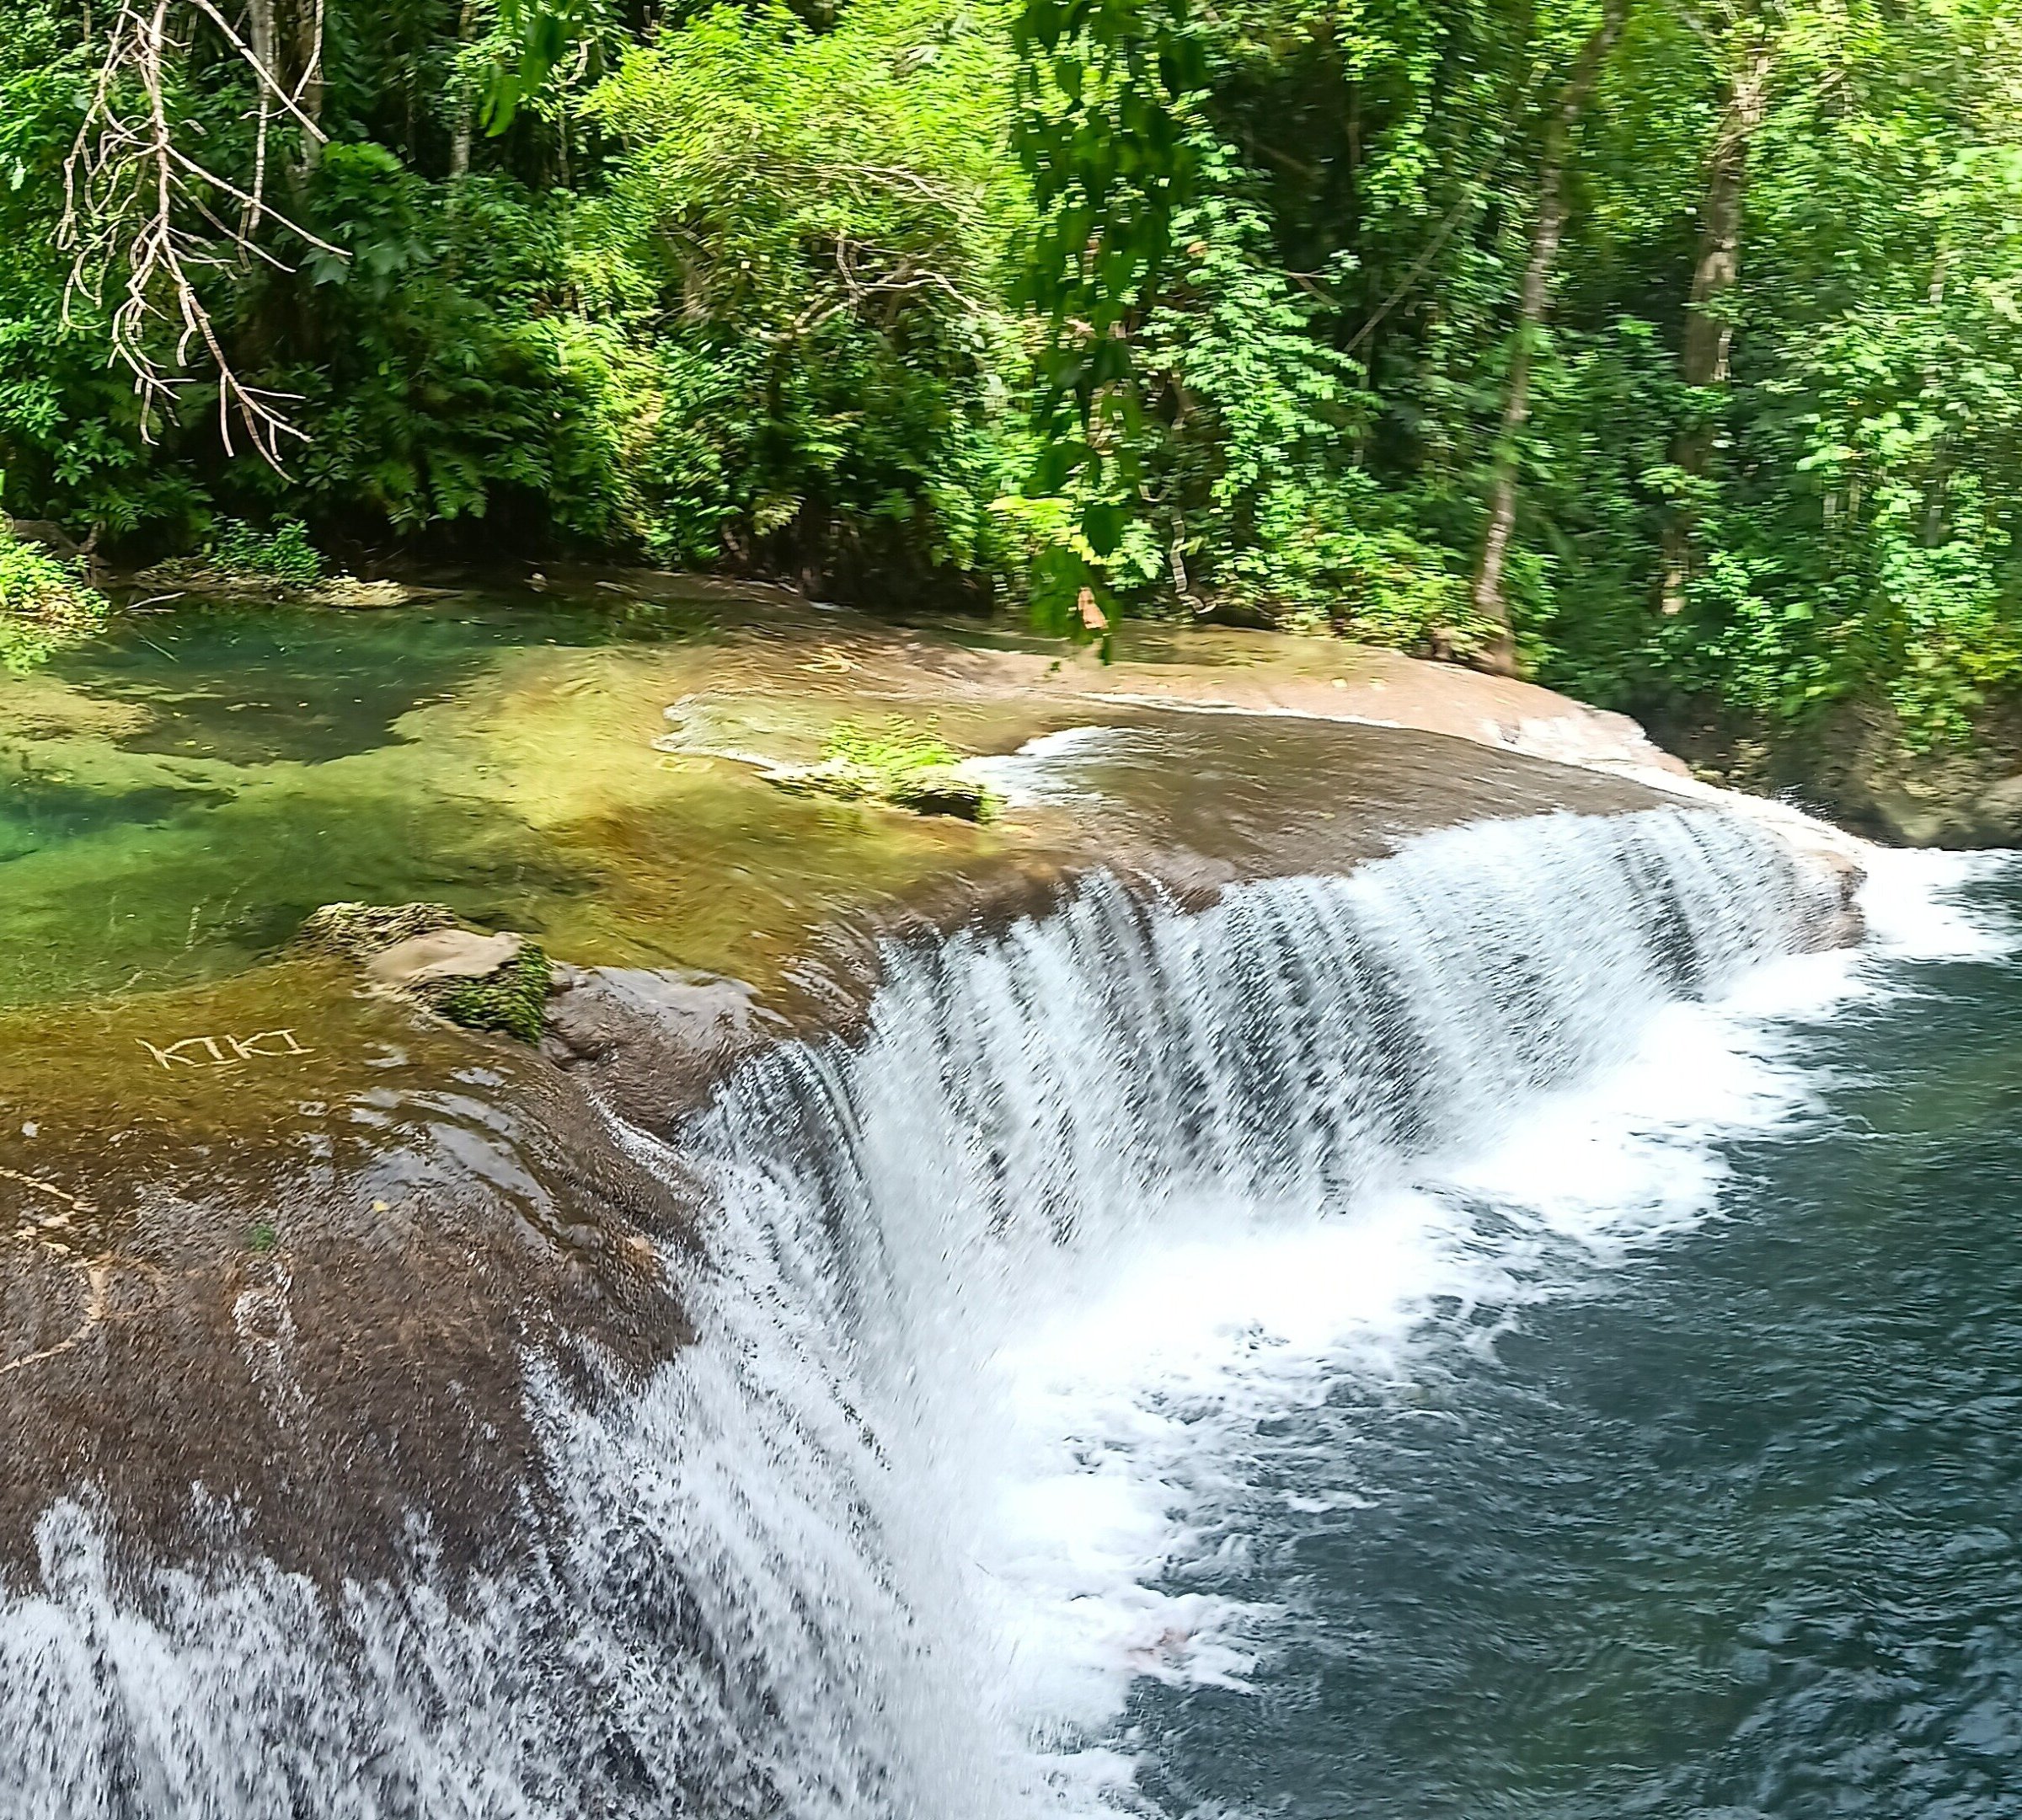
[1013,0,1204,633]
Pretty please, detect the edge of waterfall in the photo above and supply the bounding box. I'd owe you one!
[13,749,2003,1820]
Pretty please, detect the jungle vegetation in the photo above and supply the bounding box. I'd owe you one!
[2,0,2019,748]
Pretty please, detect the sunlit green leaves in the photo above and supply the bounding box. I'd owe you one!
[580,0,1028,586]
[0,0,2017,757]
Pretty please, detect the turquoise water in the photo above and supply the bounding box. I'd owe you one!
[1134,868,2022,1818]
[27,588,719,765]
[0,592,723,1003]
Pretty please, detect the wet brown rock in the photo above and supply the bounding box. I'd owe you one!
[1672,698,2022,849]
[1975,774,2022,843]
[543,966,794,1128]
[0,970,693,1588]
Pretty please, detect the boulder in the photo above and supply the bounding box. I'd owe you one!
[883,763,994,821]
[364,929,525,991]
[298,901,457,961]
[543,966,793,1123]
[767,757,998,822]
[299,902,551,1042]
[1969,774,2022,846]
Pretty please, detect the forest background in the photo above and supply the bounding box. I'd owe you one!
[3,0,2020,768]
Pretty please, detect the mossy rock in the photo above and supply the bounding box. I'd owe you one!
[299,901,457,961]
[421,945,554,1044]
[300,902,553,1042]
[767,718,999,822]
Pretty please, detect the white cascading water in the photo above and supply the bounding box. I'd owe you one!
[2,807,1851,1818]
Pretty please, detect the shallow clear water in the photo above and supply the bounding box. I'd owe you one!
[0,592,723,1001]
[1126,865,2022,1818]
[20,588,717,770]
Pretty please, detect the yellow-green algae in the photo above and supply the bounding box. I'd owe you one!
[764,718,1000,820]
[0,958,478,1255]
[0,591,1031,1007]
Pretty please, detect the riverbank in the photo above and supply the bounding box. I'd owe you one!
[1663,695,2022,850]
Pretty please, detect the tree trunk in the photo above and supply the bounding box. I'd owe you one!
[1661,31,1773,614]
[247,0,324,186]
[1468,0,1626,674]
[450,0,479,179]
[1680,50,1773,390]
[286,0,324,175]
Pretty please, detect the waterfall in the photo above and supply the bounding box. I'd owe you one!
[0,807,1837,1819]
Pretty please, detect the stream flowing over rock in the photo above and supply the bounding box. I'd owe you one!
[0,805,1848,1817]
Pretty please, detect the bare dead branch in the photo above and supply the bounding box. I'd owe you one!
[59,0,345,468]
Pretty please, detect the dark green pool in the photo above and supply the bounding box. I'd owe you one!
[1132,867,2022,1819]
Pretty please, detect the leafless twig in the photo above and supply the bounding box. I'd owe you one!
[60,0,345,467]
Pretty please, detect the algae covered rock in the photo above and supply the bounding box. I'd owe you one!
[299,902,553,1041]
[133,519,444,609]
[880,764,993,820]
[422,945,554,1044]
[298,901,459,961]
[768,718,999,822]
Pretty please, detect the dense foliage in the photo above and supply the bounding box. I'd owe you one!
[0,519,106,672]
[3,0,2019,748]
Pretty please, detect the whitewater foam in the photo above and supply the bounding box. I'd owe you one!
[642,808,1871,1812]
[955,838,2012,1812]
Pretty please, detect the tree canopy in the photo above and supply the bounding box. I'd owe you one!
[3,0,2019,747]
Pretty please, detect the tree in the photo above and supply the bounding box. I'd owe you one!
[1468,0,1627,673]
[1659,0,1775,618]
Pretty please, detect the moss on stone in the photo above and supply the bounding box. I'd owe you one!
[768,717,1000,821]
[298,901,458,961]
[425,945,554,1043]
